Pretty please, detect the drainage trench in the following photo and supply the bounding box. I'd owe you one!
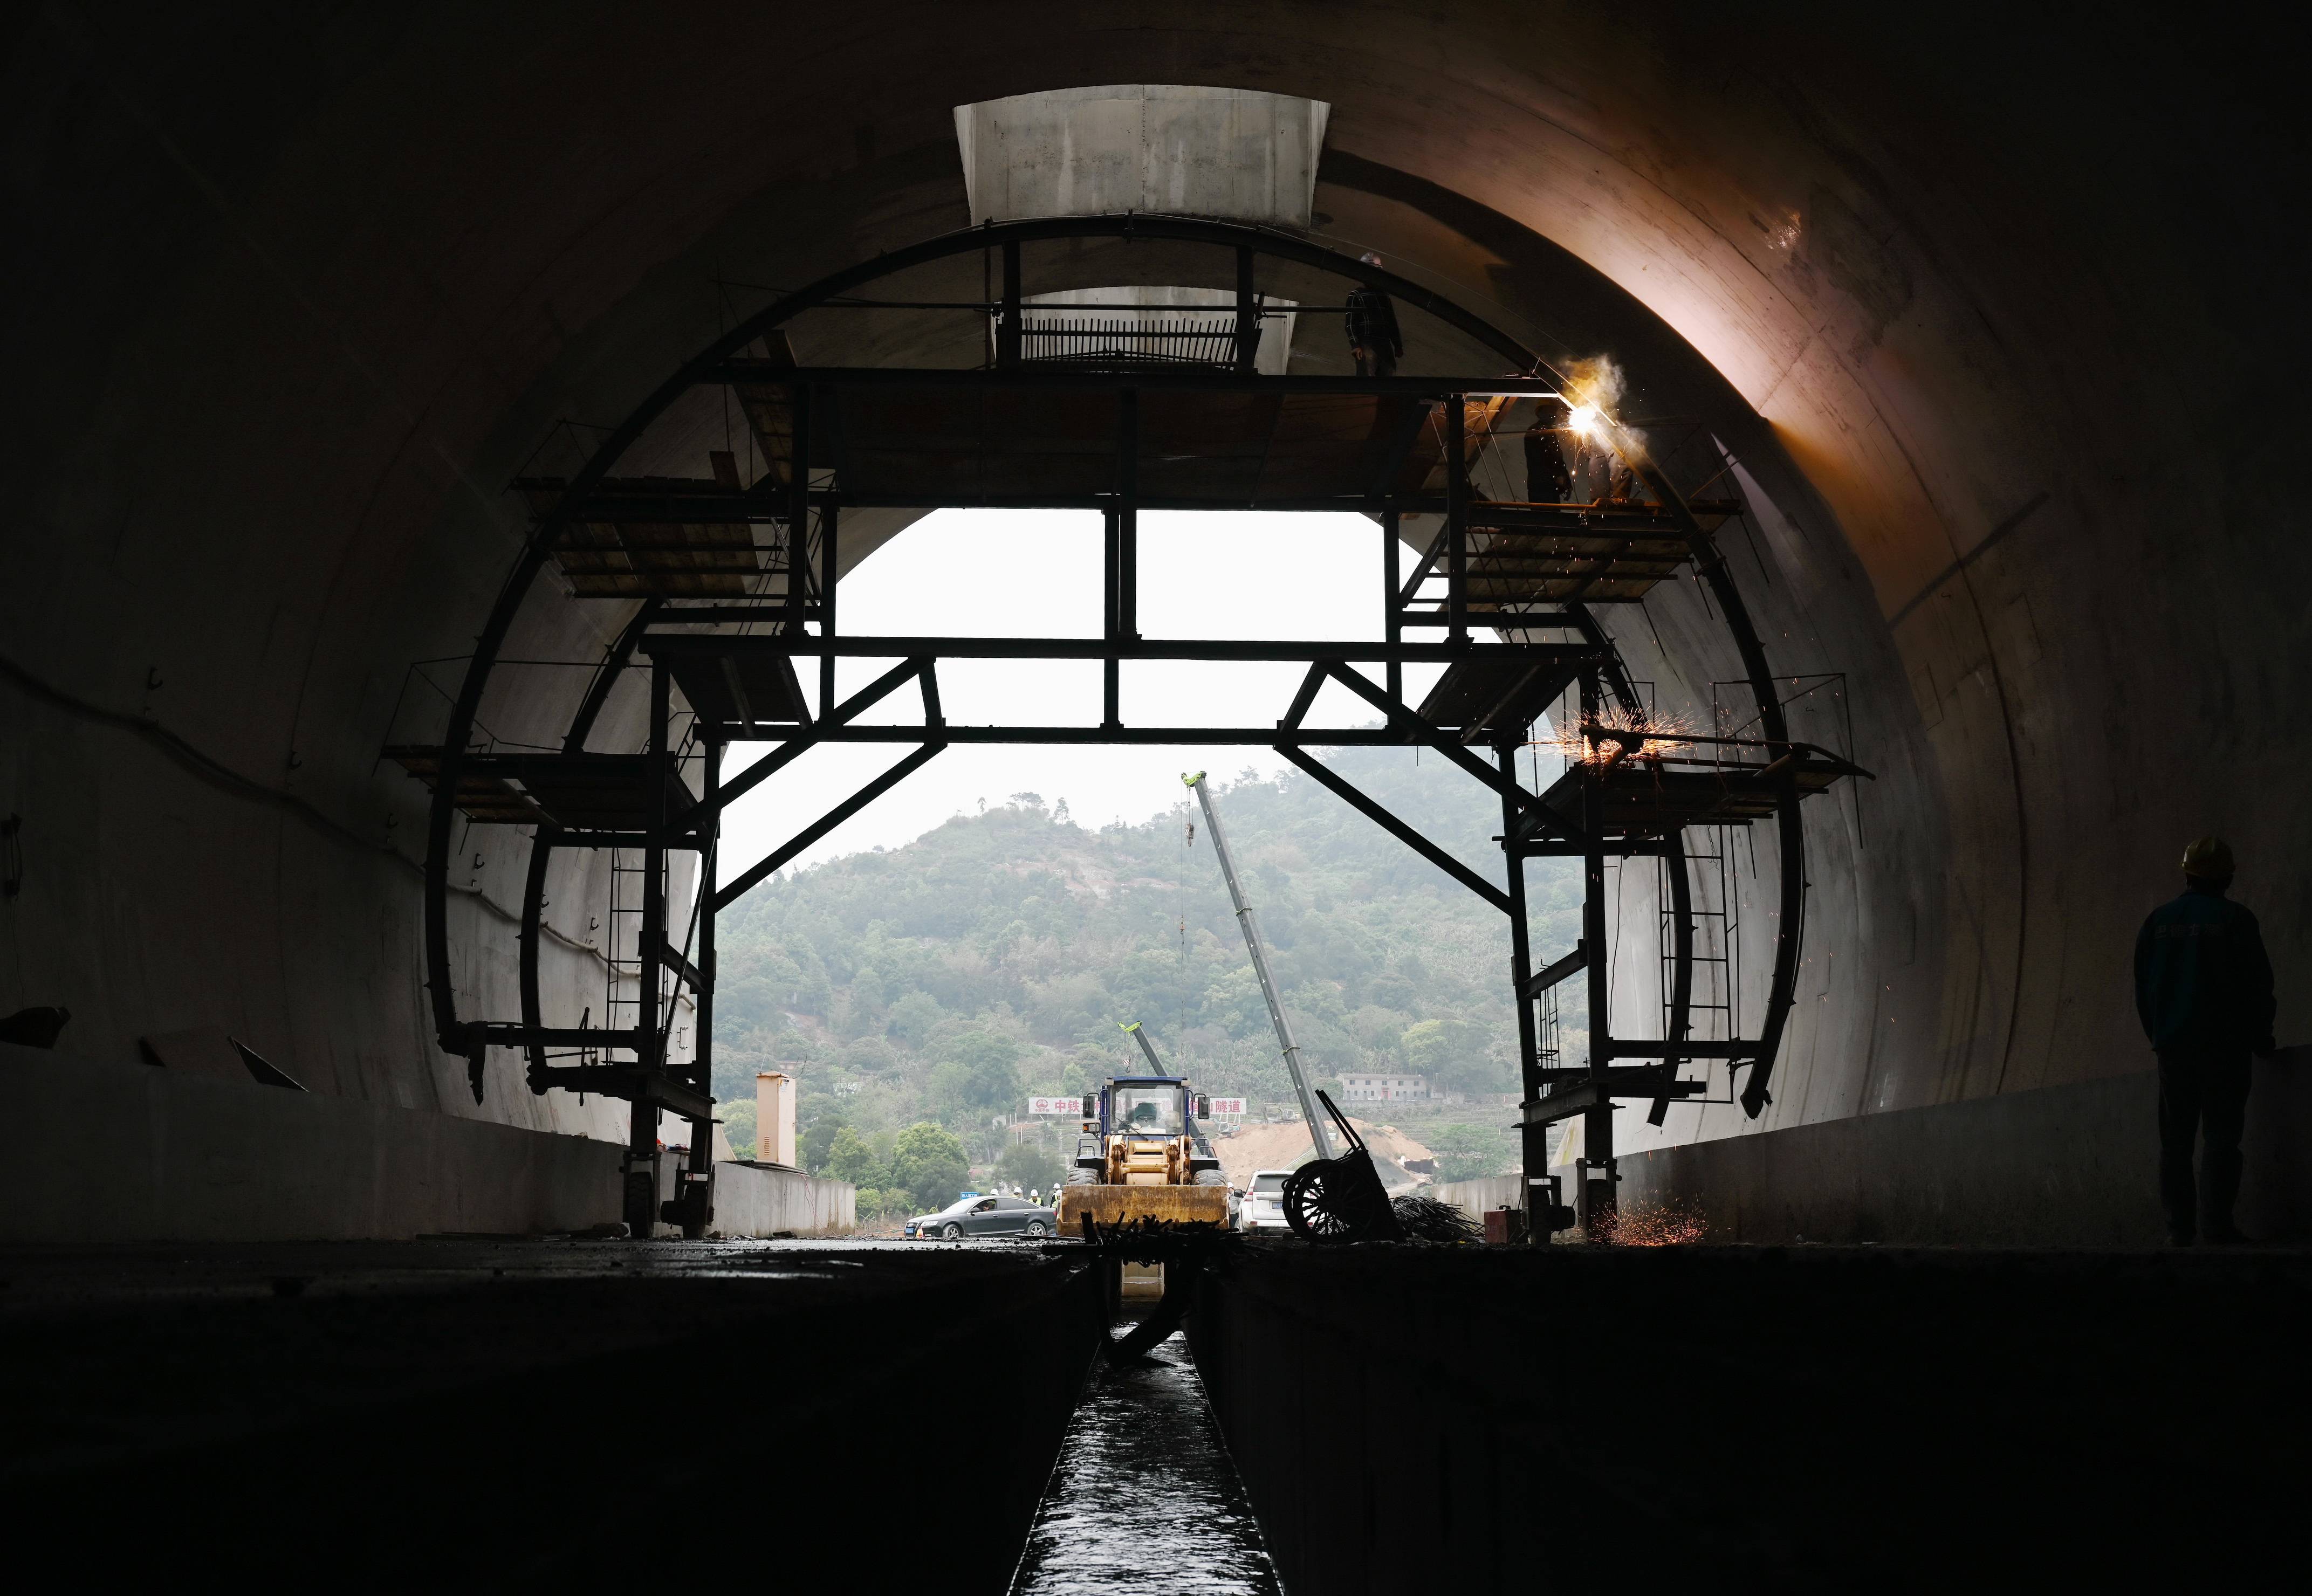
[1010,1327,1281,1594]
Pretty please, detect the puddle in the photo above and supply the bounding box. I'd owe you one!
[1009,1331,1280,1594]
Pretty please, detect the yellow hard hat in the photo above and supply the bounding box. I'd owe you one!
[2181,836,2235,878]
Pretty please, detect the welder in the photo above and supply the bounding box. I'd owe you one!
[1525,400,1574,501]
[1344,252,1403,379]
[2133,836,2277,1245]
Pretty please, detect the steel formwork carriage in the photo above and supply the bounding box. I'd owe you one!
[395,214,1862,1240]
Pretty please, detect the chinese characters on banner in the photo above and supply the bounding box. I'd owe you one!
[1026,1096,1249,1116]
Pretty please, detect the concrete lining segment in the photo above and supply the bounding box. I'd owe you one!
[956,83,1329,225]
[2,1042,854,1242]
[3,8,2304,1239]
[1614,1048,2312,1246]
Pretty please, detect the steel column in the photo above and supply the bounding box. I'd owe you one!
[1577,669,1614,1234]
[1382,508,1403,703]
[1233,247,1258,373]
[1499,737,1549,1236]
[627,661,673,1235]
[818,501,839,719]
[1445,401,1469,644]
[1102,510,1120,726]
[686,733,721,1239]
[998,241,1021,368]
[786,383,812,634]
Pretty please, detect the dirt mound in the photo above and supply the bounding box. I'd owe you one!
[1214,1117,1432,1189]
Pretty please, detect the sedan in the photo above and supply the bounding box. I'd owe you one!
[904,1194,1058,1240]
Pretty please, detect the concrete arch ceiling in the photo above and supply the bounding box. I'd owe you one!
[4,5,2301,1146]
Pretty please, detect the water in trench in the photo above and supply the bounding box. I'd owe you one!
[1009,1331,1280,1594]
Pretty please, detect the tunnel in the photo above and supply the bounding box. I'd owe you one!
[4,5,2307,1587]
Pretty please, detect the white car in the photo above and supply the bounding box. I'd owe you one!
[1240,1169,1294,1231]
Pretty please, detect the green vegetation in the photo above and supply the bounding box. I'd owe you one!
[711,747,1582,1194]
[1426,1122,1511,1184]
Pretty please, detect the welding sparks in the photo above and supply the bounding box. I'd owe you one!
[1595,1201,1708,1247]
[1535,704,1697,765]
[1566,402,1604,441]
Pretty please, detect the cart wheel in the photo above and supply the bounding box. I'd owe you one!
[1284,1162,1357,1241]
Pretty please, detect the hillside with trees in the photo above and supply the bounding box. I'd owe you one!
[709,744,1585,1215]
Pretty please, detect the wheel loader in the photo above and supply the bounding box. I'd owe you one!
[1055,1022,1233,1235]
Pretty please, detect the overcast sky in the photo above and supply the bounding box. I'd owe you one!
[715,508,1448,889]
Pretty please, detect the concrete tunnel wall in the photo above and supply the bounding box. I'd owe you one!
[3,5,2305,1229]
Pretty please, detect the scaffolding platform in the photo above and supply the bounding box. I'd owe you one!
[1395,498,1745,626]
[389,748,697,832]
[1535,753,1857,841]
[722,376,1498,508]
[513,477,772,597]
[386,748,547,826]
[410,214,1872,1242]
[661,651,812,733]
[1418,653,1588,740]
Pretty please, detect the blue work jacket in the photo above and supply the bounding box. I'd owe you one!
[2133,885,2276,1054]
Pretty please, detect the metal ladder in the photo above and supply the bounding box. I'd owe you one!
[1658,822,1740,1098]
[603,849,647,1067]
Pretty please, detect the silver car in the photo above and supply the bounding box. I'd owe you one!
[906,1193,1057,1240]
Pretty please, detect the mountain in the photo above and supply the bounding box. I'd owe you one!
[710,743,1584,1190]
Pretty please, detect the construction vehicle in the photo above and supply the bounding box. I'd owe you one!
[1055,1021,1233,1236]
[1185,770,1399,1243]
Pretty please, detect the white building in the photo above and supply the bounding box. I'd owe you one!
[1339,1073,1429,1104]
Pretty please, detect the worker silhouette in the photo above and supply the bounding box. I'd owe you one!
[2134,836,2277,1245]
[1525,401,1574,501]
[1345,252,1402,379]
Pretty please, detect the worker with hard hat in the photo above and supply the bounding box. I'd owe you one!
[1345,252,1403,380]
[2133,836,2277,1245]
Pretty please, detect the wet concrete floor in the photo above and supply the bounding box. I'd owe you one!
[1010,1329,1279,1594]
[0,1238,1099,1591]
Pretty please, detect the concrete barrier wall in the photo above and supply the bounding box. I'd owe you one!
[1427,1176,1525,1219]
[3,1041,852,1242]
[1615,1051,2312,1246]
[712,1161,854,1236]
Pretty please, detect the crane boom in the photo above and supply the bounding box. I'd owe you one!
[1184,771,1336,1162]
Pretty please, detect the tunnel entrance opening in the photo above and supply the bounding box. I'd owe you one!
[388,215,1863,1242]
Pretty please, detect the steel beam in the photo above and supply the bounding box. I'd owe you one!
[423,211,1559,1057]
[1521,1071,1706,1126]
[528,1063,714,1122]
[710,363,1568,397]
[1275,745,1512,915]
[642,634,1595,664]
[1317,663,1589,843]
[697,724,1475,746]
[1521,941,1587,999]
[714,741,946,909]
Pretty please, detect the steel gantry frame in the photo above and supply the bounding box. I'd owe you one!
[401,213,1860,1240]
